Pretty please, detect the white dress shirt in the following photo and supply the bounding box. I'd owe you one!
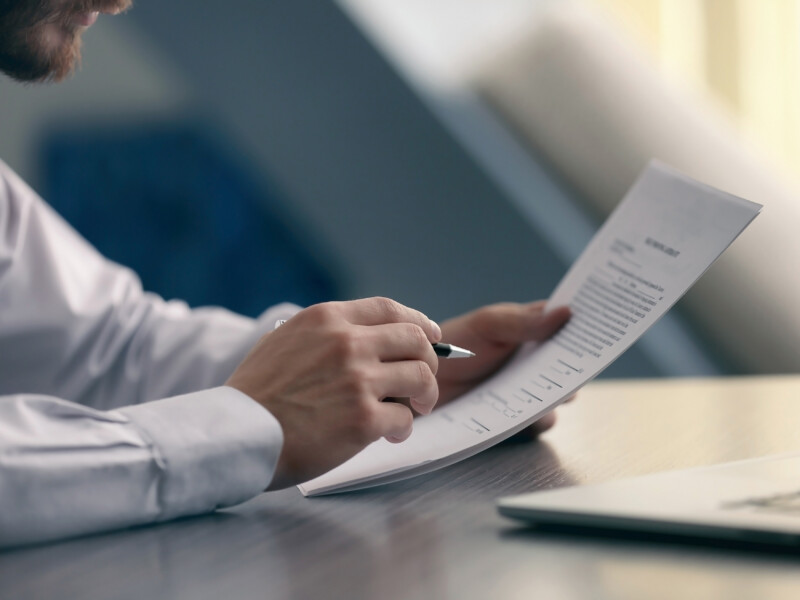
[0,159,299,549]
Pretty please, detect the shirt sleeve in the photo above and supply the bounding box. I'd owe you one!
[0,161,301,548]
[0,386,282,549]
[0,159,301,408]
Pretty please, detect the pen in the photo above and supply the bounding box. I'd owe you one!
[431,342,475,359]
[274,320,475,359]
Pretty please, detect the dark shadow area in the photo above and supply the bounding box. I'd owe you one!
[39,119,342,317]
[500,521,800,560]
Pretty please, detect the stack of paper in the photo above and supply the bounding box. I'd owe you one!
[299,162,762,496]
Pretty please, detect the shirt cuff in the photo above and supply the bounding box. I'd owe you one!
[119,386,282,520]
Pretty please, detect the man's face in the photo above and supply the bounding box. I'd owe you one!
[0,0,131,83]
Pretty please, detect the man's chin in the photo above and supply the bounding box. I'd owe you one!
[6,31,82,83]
[0,0,133,84]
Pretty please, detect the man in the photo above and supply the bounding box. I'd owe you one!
[0,0,570,548]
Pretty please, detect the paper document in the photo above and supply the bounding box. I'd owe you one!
[299,162,762,496]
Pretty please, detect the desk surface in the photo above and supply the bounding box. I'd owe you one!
[3,376,800,600]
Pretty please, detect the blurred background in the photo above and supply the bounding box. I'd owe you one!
[1,0,799,378]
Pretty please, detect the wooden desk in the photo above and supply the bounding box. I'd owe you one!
[3,376,800,600]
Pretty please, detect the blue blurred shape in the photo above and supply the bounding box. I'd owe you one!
[40,122,339,317]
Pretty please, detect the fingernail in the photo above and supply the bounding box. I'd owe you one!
[429,319,442,340]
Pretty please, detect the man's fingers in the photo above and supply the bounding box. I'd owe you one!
[531,305,572,340]
[336,297,442,342]
[365,323,438,374]
[379,401,415,443]
[474,302,571,344]
[376,361,439,415]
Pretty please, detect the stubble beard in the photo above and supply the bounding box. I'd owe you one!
[0,0,132,83]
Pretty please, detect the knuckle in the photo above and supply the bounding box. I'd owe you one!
[414,359,429,382]
[486,303,517,323]
[407,323,429,347]
[329,329,361,359]
[301,302,337,326]
[373,296,403,322]
[489,302,519,319]
[341,363,371,396]
[414,360,436,389]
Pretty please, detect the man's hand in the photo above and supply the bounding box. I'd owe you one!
[434,301,571,435]
[226,297,441,490]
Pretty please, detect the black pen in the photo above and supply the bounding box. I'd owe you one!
[432,343,475,359]
[275,320,475,359]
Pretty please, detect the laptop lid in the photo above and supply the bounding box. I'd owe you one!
[498,452,800,546]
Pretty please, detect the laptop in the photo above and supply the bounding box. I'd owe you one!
[498,452,800,547]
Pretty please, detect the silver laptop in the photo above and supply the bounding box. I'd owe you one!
[498,452,800,546]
